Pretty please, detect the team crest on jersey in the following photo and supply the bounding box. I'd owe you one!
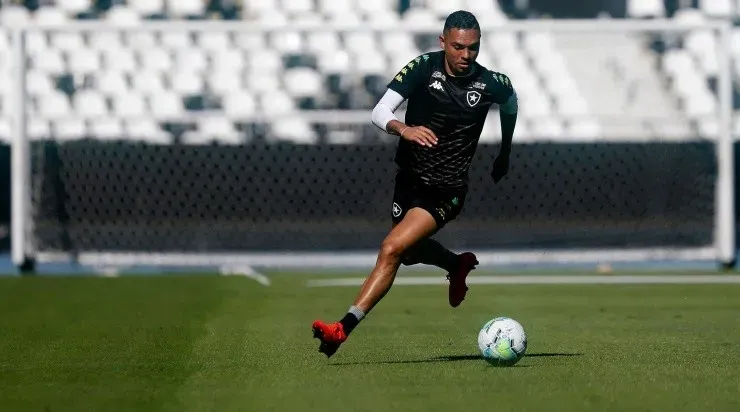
[392,202,402,218]
[466,91,482,107]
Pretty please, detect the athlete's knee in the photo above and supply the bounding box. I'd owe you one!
[379,238,406,262]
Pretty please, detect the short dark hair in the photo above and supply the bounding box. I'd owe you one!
[443,10,480,32]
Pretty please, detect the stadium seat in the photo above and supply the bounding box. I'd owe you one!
[53,118,87,141]
[28,119,51,141]
[68,48,101,74]
[196,116,242,143]
[128,0,166,18]
[699,0,734,18]
[161,32,193,51]
[270,30,303,54]
[0,6,31,27]
[113,93,147,118]
[125,118,171,143]
[166,0,205,19]
[89,118,124,139]
[270,118,317,144]
[106,6,142,26]
[175,49,208,72]
[132,71,166,95]
[198,32,232,52]
[627,0,665,18]
[57,0,92,16]
[34,7,69,26]
[207,71,243,95]
[73,91,109,118]
[39,92,72,120]
[26,71,55,98]
[96,72,130,97]
[426,0,465,18]
[171,71,205,95]
[139,48,173,72]
[223,92,258,117]
[243,0,280,17]
[0,119,11,143]
[284,68,323,99]
[149,92,186,118]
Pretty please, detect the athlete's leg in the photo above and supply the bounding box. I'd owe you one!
[352,207,438,313]
[401,237,460,272]
[312,207,437,357]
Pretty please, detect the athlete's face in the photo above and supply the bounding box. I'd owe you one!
[440,28,481,76]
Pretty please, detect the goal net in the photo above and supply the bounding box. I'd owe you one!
[5,19,735,270]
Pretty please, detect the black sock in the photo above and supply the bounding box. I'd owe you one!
[339,306,365,335]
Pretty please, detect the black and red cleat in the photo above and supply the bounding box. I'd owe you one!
[312,320,348,358]
[447,252,479,308]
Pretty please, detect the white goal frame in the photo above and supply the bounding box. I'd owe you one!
[8,19,736,271]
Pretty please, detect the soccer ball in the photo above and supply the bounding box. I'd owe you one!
[477,317,527,366]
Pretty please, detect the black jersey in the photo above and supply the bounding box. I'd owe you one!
[387,50,515,191]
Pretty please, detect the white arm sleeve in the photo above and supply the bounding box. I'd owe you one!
[499,89,518,114]
[371,88,406,132]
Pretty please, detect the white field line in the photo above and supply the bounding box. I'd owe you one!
[306,275,740,287]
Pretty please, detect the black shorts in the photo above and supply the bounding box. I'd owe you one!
[391,170,466,229]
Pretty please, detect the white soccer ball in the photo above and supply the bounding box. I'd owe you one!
[477,317,527,366]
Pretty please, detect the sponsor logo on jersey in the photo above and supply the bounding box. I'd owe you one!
[429,80,444,91]
[471,81,486,90]
[466,90,481,107]
[432,71,446,81]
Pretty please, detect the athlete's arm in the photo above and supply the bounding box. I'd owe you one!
[487,72,517,183]
[371,53,438,147]
[498,90,518,156]
[371,89,437,147]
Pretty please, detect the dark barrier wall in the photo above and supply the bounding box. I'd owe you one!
[23,141,715,254]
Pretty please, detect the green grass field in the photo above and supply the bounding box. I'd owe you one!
[1,271,740,411]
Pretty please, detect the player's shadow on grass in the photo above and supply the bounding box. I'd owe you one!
[331,352,582,366]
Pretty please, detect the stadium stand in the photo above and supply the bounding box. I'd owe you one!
[0,0,734,144]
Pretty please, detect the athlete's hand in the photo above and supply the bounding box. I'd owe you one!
[401,126,438,147]
[491,154,509,183]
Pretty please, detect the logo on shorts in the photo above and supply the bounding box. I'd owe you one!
[392,202,402,218]
[466,91,481,107]
[451,197,459,206]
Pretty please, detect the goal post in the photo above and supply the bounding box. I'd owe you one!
[6,18,736,272]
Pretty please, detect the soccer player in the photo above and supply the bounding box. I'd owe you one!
[312,10,518,358]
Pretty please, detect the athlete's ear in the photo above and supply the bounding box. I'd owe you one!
[439,32,445,49]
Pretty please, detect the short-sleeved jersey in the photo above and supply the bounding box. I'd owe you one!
[387,50,514,191]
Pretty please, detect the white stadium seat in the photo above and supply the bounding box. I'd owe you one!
[223,92,258,117]
[128,0,165,16]
[56,0,92,16]
[38,92,72,120]
[113,93,147,118]
[89,118,124,139]
[627,0,665,18]
[166,0,205,18]
[207,71,244,95]
[131,71,167,95]
[106,5,142,26]
[53,118,87,141]
[73,91,109,118]
[125,119,171,143]
[283,68,323,99]
[170,71,205,95]
[149,92,185,118]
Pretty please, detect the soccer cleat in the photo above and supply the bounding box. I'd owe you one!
[312,320,347,358]
[447,252,479,307]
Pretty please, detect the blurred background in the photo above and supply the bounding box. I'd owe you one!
[0,0,736,273]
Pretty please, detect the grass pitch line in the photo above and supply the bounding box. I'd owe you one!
[219,265,271,286]
[307,275,740,287]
